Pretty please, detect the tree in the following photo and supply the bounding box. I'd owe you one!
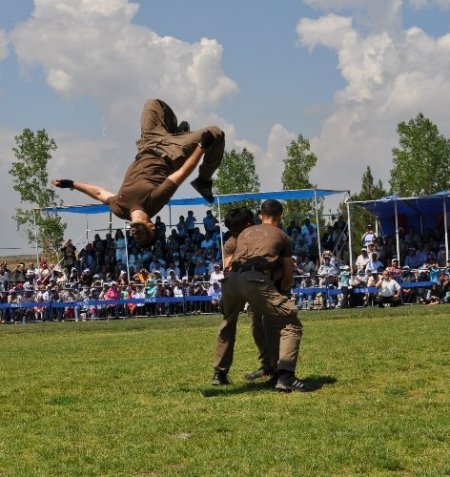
[281,134,318,221]
[9,128,66,256]
[342,166,387,254]
[389,113,450,196]
[212,148,260,218]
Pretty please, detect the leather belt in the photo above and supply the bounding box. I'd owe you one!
[234,264,269,275]
[145,147,174,170]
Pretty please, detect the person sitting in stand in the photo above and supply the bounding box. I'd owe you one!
[365,252,384,275]
[385,258,402,281]
[400,265,417,304]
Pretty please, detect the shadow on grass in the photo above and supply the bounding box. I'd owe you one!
[200,374,337,397]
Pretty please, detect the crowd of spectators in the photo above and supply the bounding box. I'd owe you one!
[289,221,450,309]
[1,211,449,323]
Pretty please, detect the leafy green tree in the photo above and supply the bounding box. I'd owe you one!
[281,134,318,222]
[9,128,66,255]
[389,113,450,196]
[343,166,387,254]
[212,148,260,218]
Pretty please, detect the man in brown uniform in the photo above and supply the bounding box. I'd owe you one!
[52,99,225,247]
[220,207,280,385]
[218,207,278,386]
[213,199,308,392]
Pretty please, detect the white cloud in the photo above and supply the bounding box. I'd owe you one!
[297,15,355,51]
[257,124,296,191]
[296,2,450,195]
[303,0,402,32]
[9,0,238,147]
[0,0,243,251]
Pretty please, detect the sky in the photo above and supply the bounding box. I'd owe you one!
[2,0,450,255]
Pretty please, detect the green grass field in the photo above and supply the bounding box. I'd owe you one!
[0,306,449,477]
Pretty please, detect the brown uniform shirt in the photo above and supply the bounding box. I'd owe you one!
[223,236,237,262]
[231,224,292,273]
[106,150,178,220]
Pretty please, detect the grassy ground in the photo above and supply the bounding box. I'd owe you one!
[0,306,449,477]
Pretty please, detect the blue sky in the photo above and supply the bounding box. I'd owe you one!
[1,0,450,253]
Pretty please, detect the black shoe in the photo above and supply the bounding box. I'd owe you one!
[191,177,214,203]
[275,375,313,392]
[265,374,279,388]
[244,367,275,381]
[211,371,231,386]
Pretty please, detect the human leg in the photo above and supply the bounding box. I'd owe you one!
[213,275,246,377]
[244,306,277,381]
[239,273,302,374]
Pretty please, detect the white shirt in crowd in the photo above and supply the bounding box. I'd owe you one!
[377,277,401,297]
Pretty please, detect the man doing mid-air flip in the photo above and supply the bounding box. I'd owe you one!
[52,99,225,248]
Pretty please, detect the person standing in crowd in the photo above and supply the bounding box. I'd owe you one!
[185,211,197,237]
[203,210,219,235]
[52,99,225,248]
[61,239,77,275]
[213,199,309,392]
[355,247,369,271]
[361,224,377,248]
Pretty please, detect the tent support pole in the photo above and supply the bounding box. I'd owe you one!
[394,200,401,265]
[216,199,225,269]
[124,221,131,284]
[169,205,172,230]
[314,189,322,259]
[33,209,40,270]
[346,194,353,268]
[443,198,449,263]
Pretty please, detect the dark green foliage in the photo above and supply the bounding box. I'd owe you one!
[213,148,260,217]
[342,166,387,254]
[389,113,450,196]
[9,128,66,254]
[281,134,318,221]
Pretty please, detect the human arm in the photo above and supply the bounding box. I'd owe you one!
[51,179,114,203]
[279,256,294,293]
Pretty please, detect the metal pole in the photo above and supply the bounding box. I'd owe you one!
[33,210,40,270]
[314,189,322,259]
[85,214,90,244]
[123,221,131,283]
[216,198,225,269]
[394,200,401,265]
[169,204,172,230]
[346,196,353,268]
[443,197,449,263]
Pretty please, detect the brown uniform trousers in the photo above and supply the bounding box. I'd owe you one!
[138,99,225,180]
[247,306,279,372]
[215,271,302,373]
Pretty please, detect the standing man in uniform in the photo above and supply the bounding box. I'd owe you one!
[213,199,309,392]
[52,99,225,248]
[216,207,278,386]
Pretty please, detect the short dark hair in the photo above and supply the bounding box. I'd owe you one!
[260,199,283,218]
[130,222,156,249]
[224,207,255,236]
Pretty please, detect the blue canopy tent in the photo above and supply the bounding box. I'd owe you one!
[42,188,345,213]
[41,188,347,279]
[348,191,450,265]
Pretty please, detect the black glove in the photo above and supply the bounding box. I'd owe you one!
[55,179,74,189]
[199,130,215,149]
[178,121,190,133]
